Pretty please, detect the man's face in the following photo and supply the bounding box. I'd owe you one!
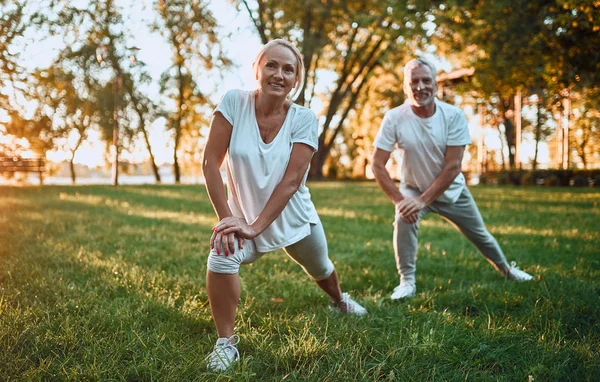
[404,64,436,108]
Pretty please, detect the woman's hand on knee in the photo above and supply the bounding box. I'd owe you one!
[211,229,244,256]
[213,217,258,240]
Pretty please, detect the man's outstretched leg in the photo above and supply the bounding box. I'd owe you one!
[433,188,533,282]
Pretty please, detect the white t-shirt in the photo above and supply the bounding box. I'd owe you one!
[214,89,319,252]
[373,99,471,203]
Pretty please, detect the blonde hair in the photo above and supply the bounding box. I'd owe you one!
[252,39,305,100]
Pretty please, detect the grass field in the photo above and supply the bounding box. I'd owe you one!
[1,182,599,381]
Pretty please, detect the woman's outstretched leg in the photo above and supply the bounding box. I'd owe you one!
[315,269,342,303]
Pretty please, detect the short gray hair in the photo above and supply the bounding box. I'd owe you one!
[403,58,437,86]
[252,39,305,100]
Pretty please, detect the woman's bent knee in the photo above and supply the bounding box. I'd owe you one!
[206,239,258,274]
[207,251,242,274]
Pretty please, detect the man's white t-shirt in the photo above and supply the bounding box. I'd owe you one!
[373,99,471,203]
[214,89,319,252]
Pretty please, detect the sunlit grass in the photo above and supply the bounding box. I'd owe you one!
[0,183,599,380]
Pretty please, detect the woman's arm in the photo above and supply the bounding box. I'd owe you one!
[202,112,241,255]
[213,142,314,239]
[202,112,233,221]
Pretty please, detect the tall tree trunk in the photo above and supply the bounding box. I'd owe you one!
[129,91,161,183]
[577,136,589,169]
[497,123,507,170]
[68,133,85,184]
[142,127,161,183]
[309,30,385,178]
[500,97,516,169]
[533,95,543,170]
[69,156,76,184]
[173,59,184,183]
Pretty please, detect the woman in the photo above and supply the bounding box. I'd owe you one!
[202,39,367,372]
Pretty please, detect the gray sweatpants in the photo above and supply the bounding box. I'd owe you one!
[393,186,511,284]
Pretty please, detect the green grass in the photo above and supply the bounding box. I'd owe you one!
[1,183,599,381]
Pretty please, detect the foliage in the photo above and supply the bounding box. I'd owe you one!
[434,0,600,170]
[480,169,600,187]
[0,1,32,110]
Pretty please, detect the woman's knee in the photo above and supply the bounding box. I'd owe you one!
[207,249,242,274]
[207,236,261,274]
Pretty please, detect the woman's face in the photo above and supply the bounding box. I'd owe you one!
[256,45,298,98]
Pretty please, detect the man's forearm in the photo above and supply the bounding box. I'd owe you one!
[420,165,461,205]
[373,165,403,205]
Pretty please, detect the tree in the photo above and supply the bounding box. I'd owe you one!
[1,1,35,158]
[436,0,600,169]
[28,67,95,183]
[0,1,31,111]
[35,0,163,183]
[154,0,231,183]
[326,62,405,178]
[0,1,63,164]
[236,0,431,177]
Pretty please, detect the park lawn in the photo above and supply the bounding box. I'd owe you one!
[0,183,599,381]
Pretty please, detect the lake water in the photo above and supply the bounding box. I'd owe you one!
[0,174,207,186]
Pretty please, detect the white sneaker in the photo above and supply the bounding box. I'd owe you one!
[205,335,240,371]
[390,281,416,300]
[331,292,368,316]
[507,261,533,282]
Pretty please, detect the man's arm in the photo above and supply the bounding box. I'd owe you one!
[397,145,465,218]
[371,147,403,205]
[420,145,465,204]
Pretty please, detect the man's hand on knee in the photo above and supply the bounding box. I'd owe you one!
[399,212,419,224]
[397,196,426,220]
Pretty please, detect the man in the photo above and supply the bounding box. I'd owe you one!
[371,57,533,300]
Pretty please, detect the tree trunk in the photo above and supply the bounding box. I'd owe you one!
[68,133,85,185]
[310,32,385,178]
[309,150,328,178]
[144,130,161,183]
[533,96,543,170]
[173,60,184,184]
[500,97,516,169]
[128,90,161,183]
[69,156,76,184]
[497,124,506,171]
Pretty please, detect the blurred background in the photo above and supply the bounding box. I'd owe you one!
[1,0,599,186]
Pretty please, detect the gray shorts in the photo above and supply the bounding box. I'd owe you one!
[207,219,335,281]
